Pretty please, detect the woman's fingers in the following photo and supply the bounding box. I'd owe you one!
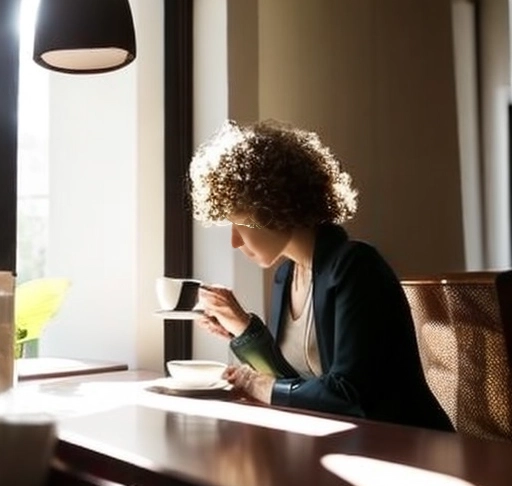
[198,285,250,337]
[198,286,231,307]
[222,365,238,381]
[223,364,251,385]
[221,365,275,403]
[194,315,231,339]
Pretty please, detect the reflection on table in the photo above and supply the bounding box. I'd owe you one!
[9,370,512,486]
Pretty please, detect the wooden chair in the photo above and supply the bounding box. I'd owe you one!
[401,271,512,442]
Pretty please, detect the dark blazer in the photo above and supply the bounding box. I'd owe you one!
[230,224,453,431]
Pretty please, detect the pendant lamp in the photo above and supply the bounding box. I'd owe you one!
[33,0,136,74]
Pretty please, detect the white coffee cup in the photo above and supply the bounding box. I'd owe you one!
[166,360,227,387]
[0,413,56,486]
[156,277,202,311]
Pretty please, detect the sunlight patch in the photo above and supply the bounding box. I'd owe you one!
[321,454,476,486]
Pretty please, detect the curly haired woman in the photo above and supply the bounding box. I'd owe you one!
[189,120,452,431]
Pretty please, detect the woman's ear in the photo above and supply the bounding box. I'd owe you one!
[253,207,273,229]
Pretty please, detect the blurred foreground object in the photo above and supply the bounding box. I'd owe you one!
[0,272,15,392]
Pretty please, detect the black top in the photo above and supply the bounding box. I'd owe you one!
[230,224,453,431]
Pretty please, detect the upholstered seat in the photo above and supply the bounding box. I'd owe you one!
[401,271,512,442]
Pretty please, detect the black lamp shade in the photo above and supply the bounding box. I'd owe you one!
[33,0,136,74]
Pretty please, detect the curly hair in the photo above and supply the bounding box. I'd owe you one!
[188,119,358,229]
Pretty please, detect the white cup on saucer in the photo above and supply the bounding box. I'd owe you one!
[166,360,227,388]
[156,277,202,312]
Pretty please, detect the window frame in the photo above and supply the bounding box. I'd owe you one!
[159,0,194,363]
[0,0,20,273]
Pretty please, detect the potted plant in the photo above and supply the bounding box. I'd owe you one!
[15,278,71,359]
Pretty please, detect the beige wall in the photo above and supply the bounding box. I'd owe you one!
[193,0,468,345]
[257,0,465,276]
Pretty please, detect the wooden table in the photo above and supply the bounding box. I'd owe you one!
[17,357,128,381]
[14,371,512,486]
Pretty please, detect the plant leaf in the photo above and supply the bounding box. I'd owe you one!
[15,278,71,343]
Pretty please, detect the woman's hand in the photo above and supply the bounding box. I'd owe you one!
[223,364,275,404]
[194,314,232,339]
[197,285,251,337]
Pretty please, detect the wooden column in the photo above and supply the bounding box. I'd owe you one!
[163,0,193,362]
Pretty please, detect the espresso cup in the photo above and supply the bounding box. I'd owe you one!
[156,277,202,311]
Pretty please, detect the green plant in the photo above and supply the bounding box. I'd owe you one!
[15,278,71,359]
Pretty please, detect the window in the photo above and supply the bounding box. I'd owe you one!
[16,0,48,357]
[17,0,48,285]
[9,0,192,367]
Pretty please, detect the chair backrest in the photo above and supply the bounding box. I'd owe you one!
[401,271,512,442]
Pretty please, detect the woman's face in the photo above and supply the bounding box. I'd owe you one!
[229,213,292,268]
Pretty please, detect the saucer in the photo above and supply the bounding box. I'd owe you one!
[153,309,204,320]
[145,378,231,398]
[150,377,228,391]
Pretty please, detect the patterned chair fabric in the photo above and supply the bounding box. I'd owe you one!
[401,271,512,442]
